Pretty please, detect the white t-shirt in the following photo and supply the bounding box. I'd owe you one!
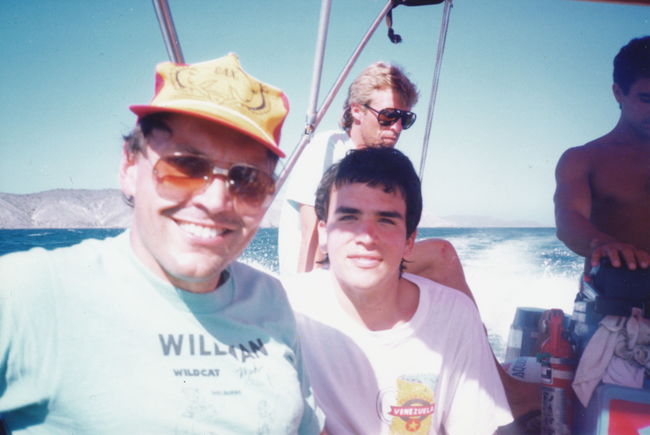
[283,270,513,434]
[278,130,354,275]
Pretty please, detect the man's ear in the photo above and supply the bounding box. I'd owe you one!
[612,83,624,106]
[350,103,364,123]
[119,147,139,201]
[317,220,328,255]
[404,231,416,258]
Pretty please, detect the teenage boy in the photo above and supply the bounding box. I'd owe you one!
[283,147,512,434]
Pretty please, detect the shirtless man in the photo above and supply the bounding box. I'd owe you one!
[555,36,650,273]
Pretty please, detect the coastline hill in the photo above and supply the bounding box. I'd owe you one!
[0,189,131,229]
[0,189,283,229]
[0,189,544,229]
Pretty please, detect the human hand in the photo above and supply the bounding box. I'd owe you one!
[590,241,650,270]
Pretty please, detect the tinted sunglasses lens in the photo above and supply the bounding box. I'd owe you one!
[377,109,401,126]
[154,155,211,197]
[229,165,275,205]
[401,111,416,129]
[154,155,275,208]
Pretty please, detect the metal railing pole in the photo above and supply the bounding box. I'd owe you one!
[276,0,394,192]
[152,0,185,63]
[305,0,333,133]
[418,0,453,181]
[312,0,394,130]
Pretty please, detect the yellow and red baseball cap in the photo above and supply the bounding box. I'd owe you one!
[130,53,289,157]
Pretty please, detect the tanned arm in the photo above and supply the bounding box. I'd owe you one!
[554,147,649,270]
[554,147,606,257]
[404,238,474,302]
[296,204,321,273]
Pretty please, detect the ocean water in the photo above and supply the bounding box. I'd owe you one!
[0,227,582,360]
[415,228,582,359]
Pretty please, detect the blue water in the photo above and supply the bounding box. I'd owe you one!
[0,228,126,256]
[0,227,279,269]
[0,227,583,360]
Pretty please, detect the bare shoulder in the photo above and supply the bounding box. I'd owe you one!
[405,238,475,301]
[413,238,458,259]
[560,137,605,160]
[575,134,649,171]
[406,238,462,276]
[556,135,617,175]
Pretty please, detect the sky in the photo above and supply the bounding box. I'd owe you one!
[1,0,648,226]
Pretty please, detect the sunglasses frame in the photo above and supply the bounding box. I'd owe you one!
[151,151,276,210]
[363,104,416,130]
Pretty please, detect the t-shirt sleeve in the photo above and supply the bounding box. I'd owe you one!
[0,249,57,414]
[276,274,325,433]
[294,335,326,434]
[443,298,513,433]
[284,132,332,207]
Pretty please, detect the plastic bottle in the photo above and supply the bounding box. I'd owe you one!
[539,309,575,435]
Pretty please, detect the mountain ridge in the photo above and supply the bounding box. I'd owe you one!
[0,189,545,229]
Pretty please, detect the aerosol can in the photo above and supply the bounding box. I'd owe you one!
[539,309,575,435]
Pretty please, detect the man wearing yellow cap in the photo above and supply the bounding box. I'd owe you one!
[0,54,323,433]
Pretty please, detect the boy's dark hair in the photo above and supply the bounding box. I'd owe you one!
[314,147,422,239]
[613,36,650,95]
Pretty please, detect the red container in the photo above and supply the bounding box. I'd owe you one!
[539,309,576,434]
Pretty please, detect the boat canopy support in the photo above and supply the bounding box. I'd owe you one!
[276,0,396,191]
[148,0,453,195]
[304,0,333,135]
[418,0,453,182]
[277,0,452,192]
[152,0,185,64]
[386,0,445,44]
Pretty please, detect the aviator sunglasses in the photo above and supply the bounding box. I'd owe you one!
[363,104,416,129]
[152,152,275,212]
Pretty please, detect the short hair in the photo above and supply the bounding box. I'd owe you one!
[340,62,419,132]
[314,147,422,239]
[613,36,650,95]
[122,113,172,156]
[122,113,279,165]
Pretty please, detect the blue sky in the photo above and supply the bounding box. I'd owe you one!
[1,1,648,226]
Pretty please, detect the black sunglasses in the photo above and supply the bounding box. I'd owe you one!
[364,104,416,129]
[152,152,275,213]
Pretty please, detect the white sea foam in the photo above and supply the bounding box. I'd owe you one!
[454,234,578,360]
